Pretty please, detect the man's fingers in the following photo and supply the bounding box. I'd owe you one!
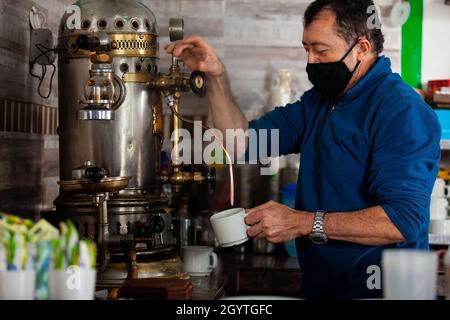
[164,42,180,53]
[245,209,265,225]
[165,36,212,55]
[164,41,193,56]
[173,43,196,57]
[247,223,263,238]
[246,201,279,225]
[179,35,212,50]
[164,43,173,51]
[253,231,283,242]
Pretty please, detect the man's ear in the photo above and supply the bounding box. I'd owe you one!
[357,38,373,60]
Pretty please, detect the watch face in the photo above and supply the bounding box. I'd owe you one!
[310,233,328,245]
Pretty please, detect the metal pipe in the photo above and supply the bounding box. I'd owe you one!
[94,192,111,272]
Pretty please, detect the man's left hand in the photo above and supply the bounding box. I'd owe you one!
[245,201,314,243]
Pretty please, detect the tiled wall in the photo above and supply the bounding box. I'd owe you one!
[0,0,401,215]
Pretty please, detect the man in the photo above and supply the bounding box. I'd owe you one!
[166,0,441,299]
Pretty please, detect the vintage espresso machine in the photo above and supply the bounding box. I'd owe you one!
[52,0,209,286]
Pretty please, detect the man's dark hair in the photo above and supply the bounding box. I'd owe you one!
[304,0,384,54]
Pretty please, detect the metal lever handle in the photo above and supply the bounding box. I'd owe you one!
[85,166,106,182]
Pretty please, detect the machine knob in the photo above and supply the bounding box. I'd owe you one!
[150,216,166,234]
[76,32,111,52]
[76,35,95,50]
[169,18,184,42]
[84,166,106,183]
[190,71,207,97]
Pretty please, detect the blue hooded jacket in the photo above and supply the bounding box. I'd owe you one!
[248,56,441,299]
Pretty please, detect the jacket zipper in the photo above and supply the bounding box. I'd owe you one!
[316,103,336,207]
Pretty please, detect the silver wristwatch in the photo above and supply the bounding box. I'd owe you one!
[309,210,328,245]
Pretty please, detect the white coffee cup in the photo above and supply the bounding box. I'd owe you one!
[0,270,36,300]
[430,197,449,220]
[181,246,218,276]
[382,249,438,300]
[210,208,250,247]
[48,267,97,300]
[432,178,450,197]
[430,219,450,235]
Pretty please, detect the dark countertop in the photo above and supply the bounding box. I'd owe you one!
[190,251,301,300]
[189,251,447,300]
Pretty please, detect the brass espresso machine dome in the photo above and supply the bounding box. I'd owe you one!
[50,0,209,286]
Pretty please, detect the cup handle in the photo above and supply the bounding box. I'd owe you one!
[209,252,218,270]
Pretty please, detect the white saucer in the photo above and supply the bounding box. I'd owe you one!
[220,237,249,248]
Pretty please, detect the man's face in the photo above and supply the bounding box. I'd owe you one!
[302,9,354,65]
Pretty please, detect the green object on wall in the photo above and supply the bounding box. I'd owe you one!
[401,0,424,89]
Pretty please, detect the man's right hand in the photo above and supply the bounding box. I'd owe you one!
[164,36,224,77]
[166,36,249,160]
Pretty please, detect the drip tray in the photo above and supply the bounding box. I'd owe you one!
[97,255,189,289]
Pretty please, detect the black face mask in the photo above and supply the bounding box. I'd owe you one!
[306,40,361,100]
